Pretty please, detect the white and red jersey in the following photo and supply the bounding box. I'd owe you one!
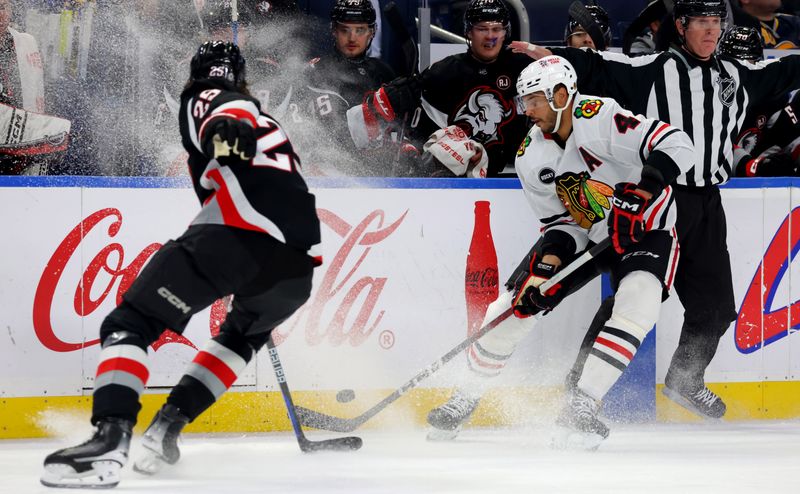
[179,81,321,262]
[515,93,694,253]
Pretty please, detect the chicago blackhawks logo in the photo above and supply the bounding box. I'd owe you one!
[517,136,531,157]
[453,87,514,146]
[574,99,604,119]
[555,172,614,229]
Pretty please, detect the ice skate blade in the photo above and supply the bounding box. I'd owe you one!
[662,386,725,420]
[426,426,462,442]
[40,460,122,489]
[132,449,168,476]
[550,426,605,451]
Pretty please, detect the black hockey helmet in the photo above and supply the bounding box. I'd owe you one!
[330,0,377,28]
[718,26,764,62]
[202,0,253,32]
[464,0,512,39]
[673,0,727,23]
[190,41,247,89]
[564,4,612,48]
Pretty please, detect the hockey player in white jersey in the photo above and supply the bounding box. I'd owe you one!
[427,55,694,449]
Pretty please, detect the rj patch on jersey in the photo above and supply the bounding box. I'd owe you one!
[574,99,604,119]
[555,171,613,229]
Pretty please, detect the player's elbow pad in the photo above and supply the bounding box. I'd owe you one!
[640,151,680,197]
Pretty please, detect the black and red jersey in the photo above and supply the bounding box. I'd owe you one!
[179,81,321,261]
[404,48,533,176]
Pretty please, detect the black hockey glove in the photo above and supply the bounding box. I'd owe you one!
[512,256,565,317]
[201,117,257,166]
[608,182,650,255]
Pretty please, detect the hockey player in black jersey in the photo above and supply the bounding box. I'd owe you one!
[512,0,800,420]
[301,0,397,175]
[564,4,613,50]
[40,41,321,489]
[718,27,800,177]
[346,0,532,177]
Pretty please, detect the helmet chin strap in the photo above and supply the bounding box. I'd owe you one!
[549,94,573,135]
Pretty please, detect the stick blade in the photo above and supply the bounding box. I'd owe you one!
[300,436,363,453]
[296,406,360,433]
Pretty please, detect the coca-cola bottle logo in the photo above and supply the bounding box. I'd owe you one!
[465,200,499,338]
[465,267,499,290]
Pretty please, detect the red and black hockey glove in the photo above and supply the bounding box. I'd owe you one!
[743,153,800,177]
[512,257,565,317]
[201,117,257,166]
[608,182,650,254]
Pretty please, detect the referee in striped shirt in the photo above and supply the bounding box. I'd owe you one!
[512,0,800,419]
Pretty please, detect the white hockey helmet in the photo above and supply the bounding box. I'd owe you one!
[516,55,578,109]
[516,55,578,133]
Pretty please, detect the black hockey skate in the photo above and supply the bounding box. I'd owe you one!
[426,389,481,441]
[133,404,190,475]
[40,418,133,489]
[552,388,610,451]
[663,377,726,419]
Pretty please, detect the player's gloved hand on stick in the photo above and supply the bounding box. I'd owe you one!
[512,256,565,317]
[201,117,257,165]
[608,182,650,254]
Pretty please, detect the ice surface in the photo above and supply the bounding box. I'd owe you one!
[3,421,800,494]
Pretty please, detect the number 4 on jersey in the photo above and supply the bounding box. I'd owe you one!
[614,114,641,134]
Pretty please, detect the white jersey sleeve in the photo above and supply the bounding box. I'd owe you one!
[586,97,695,181]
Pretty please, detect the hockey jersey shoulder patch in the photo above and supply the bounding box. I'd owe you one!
[538,167,556,184]
[517,135,531,157]
[574,98,604,119]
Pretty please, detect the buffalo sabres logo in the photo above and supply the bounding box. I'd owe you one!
[454,87,514,146]
[717,75,736,107]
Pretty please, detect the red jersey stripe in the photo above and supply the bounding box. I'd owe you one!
[206,168,267,233]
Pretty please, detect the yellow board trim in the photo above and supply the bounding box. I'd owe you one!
[656,381,800,422]
[4,382,800,439]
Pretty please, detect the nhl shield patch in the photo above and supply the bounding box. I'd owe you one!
[717,75,736,107]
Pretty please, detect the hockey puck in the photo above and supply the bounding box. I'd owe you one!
[336,389,356,403]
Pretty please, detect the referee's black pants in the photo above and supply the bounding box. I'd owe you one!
[566,185,737,390]
[665,185,736,387]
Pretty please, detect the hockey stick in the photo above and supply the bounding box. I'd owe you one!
[266,335,363,452]
[568,1,607,51]
[383,2,419,171]
[296,238,612,433]
[540,237,611,294]
[383,2,419,76]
